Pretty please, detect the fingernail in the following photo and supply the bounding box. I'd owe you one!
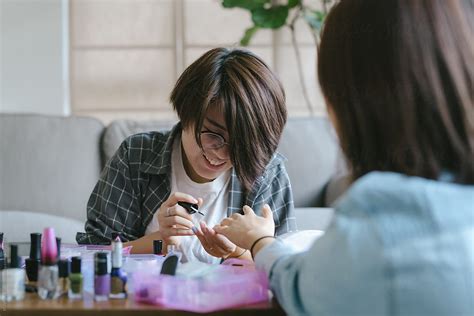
[192,226,197,234]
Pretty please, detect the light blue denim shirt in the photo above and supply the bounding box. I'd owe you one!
[256,171,474,316]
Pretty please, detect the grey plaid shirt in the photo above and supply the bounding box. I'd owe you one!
[76,124,296,244]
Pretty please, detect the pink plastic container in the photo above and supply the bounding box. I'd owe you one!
[133,261,269,313]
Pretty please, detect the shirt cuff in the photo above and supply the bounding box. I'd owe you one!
[254,238,297,276]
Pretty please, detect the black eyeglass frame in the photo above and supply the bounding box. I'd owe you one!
[199,131,229,150]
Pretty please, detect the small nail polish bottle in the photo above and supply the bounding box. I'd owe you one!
[109,237,127,299]
[0,244,25,302]
[37,228,60,299]
[58,259,70,296]
[153,240,163,256]
[0,233,5,298]
[94,252,110,301]
[68,257,83,299]
[25,233,41,290]
[0,232,5,270]
[56,237,61,259]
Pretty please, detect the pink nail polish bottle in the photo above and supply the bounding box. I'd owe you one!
[37,227,60,299]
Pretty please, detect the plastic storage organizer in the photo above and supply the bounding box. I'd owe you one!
[133,259,269,313]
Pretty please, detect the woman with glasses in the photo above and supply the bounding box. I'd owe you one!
[77,48,296,263]
[215,0,473,315]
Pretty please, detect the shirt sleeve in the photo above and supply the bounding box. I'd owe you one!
[255,209,385,316]
[76,139,142,244]
[249,161,297,236]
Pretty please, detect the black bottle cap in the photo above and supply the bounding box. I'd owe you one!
[9,244,21,268]
[153,240,163,255]
[30,233,41,260]
[95,252,108,275]
[71,256,82,274]
[160,255,178,276]
[58,259,70,277]
[56,237,61,259]
[111,232,121,241]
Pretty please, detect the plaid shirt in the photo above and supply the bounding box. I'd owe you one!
[76,124,296,244]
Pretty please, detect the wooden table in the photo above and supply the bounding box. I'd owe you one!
[1,293,286,316]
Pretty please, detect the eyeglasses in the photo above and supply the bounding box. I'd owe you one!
[200,131,229,157]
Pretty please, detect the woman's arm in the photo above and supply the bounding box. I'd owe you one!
[76,139,142,244]
[217,202,384,316]
[124,231,163,254]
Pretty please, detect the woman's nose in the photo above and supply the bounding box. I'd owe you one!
[208,146,230,160]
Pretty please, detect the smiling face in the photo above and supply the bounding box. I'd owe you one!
[181,105,233,183]
[171,48,287,190]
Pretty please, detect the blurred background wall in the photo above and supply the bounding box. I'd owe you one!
[1,0,327,123]
[0,0,69,115]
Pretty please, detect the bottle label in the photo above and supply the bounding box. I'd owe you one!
[111,276,124,294]
[70,277,83,293]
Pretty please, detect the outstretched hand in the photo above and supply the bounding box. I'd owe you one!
[214,204,275,250]
[194,221,237,258]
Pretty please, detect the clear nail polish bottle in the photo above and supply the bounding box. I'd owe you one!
[0,244,25,302]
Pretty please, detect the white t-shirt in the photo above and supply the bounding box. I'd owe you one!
[145,136,231,263]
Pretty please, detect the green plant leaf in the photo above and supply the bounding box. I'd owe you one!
[240,26,260,46]
[222,0,269,10]
[288,0,300,8]
[251,6,289,29]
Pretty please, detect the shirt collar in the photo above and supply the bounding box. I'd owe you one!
[139,123,182,175]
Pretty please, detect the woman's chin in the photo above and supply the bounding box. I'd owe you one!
[202,153,228,172]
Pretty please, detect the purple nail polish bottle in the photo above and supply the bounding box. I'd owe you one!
[94,252,110,301]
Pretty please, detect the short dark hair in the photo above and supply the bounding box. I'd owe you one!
[170,48,287,190]
[318,0,474,184]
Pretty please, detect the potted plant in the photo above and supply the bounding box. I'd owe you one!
[221,0,337,114]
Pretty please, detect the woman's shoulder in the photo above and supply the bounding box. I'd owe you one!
[116,126,179,169]
[123,130,172,150]
[334,171,474,230]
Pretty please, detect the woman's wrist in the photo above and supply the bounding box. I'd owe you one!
[224,247,247,260]
[250,235,276,260]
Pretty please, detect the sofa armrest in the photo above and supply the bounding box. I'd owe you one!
[294,207,334,231]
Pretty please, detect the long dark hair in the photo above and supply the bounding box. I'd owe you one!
[318,0,474,184]
[170,48,287,190]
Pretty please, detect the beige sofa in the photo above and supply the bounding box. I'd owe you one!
[0,113,347,243]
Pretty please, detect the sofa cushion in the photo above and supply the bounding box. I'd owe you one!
[102,119,176,163]
[0,114,104,222]
[277,117,342,207]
